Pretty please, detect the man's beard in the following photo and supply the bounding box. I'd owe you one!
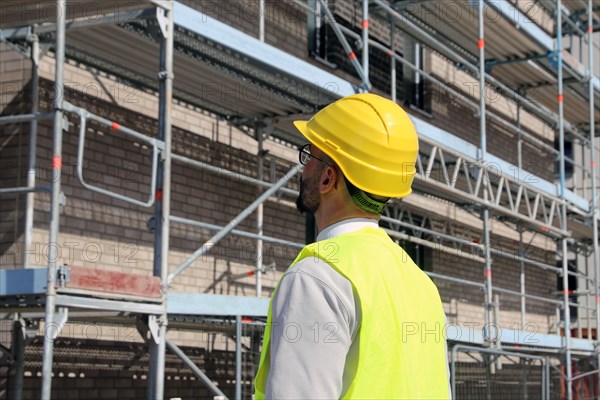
[296,176,320,214]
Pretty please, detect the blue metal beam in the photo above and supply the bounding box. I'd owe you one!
[0,268,47,296]
[447,325,595,351]
[168,293,269,317]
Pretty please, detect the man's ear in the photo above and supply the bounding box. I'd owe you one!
[319,166,338,193]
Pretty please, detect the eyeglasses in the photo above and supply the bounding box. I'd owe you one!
[299,144,330,166]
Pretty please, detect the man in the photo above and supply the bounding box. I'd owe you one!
[254,93,450,399]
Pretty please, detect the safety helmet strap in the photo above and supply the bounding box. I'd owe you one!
[346,182,389,214]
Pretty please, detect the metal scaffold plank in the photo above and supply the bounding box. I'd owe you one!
[172,1,355,99]
[487,0,600,93]
[168,293,269,317]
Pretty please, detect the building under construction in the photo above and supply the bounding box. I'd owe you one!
[0,0,599,399]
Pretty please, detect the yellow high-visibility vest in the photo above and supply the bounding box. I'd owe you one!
[255,226,450,399]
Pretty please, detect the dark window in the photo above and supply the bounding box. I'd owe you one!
[557,259,578,322]
[554,139,574,180]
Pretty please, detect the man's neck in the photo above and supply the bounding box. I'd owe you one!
[316,217,379,241]
[315,207,380,234]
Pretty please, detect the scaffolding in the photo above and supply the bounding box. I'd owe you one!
[0,0,599,399]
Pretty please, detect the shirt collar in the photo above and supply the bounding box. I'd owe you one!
[316,218,379,242]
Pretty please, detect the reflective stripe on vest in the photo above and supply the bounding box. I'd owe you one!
[255,226,449,399]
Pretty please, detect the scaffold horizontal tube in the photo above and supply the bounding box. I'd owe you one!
[171,153,297,197]
[63,101,164,149]
[54,294,162,314]
[493,286,563,306]
[425,271,487,291]
[0,186,50,195]
[381,216,575,276]
[570,369,600,381]
[384,228,486,263]
[0,112,54,125]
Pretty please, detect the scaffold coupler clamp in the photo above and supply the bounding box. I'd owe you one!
[56,264,71,288]
[147,315,162,344]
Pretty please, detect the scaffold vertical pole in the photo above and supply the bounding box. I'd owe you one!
[483,189,493,342]
[256,124,264,297]
[389,15,396,102]
[556,1,572,398]
[259,0,265,42]
[12,320,25,400]
[587,0,600,394]
[361,0,369,85]
[235,315,242,400]
[149,2,174,399]
[516,102,522,170]
[478,0,493,353]
[24,28,39,269]
[478,0,486,160]
[40,0,66,398]
[519,229,526,328]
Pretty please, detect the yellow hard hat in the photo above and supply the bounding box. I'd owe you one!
[294,93,418,198]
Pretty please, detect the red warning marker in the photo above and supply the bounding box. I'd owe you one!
[51,155,62,170]
[111,122,120,130]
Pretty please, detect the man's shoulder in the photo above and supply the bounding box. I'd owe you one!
[286,255,349,285]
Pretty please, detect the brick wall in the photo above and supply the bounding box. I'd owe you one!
[0,43,31,109]
[0,43,32,268]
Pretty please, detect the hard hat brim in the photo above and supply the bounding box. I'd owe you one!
[293,120,310,141]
